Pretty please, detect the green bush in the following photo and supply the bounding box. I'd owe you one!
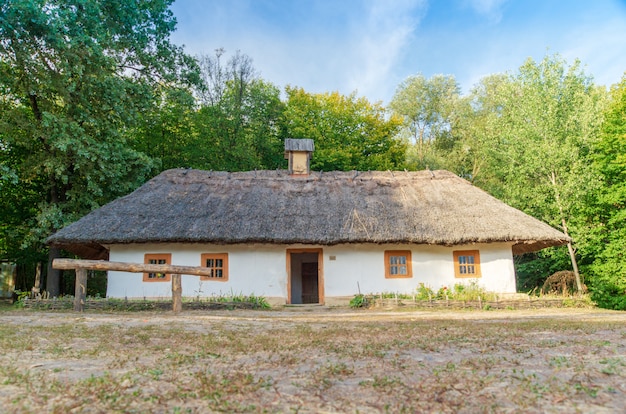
[12,290,30,308]
[422,281,498,301]
[349,294,368,308]
[590,283,626,310]
[415,283,434,300]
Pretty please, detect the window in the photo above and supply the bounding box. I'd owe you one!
[201,253,229,281]
[143,253,171,282]
[384,250,412,278]
[453,250,481,278]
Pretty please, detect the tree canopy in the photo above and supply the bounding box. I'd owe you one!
[285,87,406,171]
[389,74,460,169]
[586,75,626,308]
[0,0,198,295]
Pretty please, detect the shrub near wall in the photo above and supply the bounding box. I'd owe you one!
[351,282,595,310]
[19,294,271,311]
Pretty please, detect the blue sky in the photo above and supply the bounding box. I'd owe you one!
[170,0,626,104]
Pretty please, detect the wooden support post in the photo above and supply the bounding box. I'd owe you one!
[172,274,182,313]
[32,262,42,296]
[74,268,88,312]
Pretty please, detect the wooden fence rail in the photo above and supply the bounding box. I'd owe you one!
[52,258,215,313]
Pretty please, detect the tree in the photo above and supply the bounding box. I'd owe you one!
[469,55,607,291]
[196,48,257,107]
[131,86,199,171]
[586,75,626,308]
[284,87,406,171]
[0,0,198,296]
[441,74,510,187]
[389,74,460,169]
[184,49,285,172]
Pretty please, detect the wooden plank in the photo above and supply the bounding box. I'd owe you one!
[172,274,182,313]
[74,268,87,312]
[53,258,214,277]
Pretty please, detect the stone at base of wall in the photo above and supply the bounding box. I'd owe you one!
[267,297,353,307]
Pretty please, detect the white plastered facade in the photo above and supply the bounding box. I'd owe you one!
[106,242,517,305]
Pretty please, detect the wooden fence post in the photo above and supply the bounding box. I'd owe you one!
[74,268,87,312]
[172,274,182,313]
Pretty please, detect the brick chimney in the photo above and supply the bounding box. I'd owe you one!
[284,139,314,176]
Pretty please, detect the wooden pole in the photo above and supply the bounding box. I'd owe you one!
[74,268,87,312]
[172,274,182,313]
[32,262,42,296]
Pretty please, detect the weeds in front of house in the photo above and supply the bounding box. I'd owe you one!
[350,281,595,310]
[15,291,271,311]
[349,293,368,308]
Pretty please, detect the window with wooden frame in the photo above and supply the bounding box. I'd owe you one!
[143,253,171,282]
[200,253,229,281]
[384,250,412,278]
[453,250,481,278]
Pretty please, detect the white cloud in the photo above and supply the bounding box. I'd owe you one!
[463,0,509,23]
[170,0,626,104]
[170,0,427,104]
[347,0,427,102]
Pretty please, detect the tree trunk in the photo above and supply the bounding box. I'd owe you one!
[550,171,583,292]
[562,219,583,292]
[46,247,62,297]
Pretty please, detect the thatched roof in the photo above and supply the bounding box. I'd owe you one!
[47,169,569,259]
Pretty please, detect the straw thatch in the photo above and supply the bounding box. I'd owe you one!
[47,169,569,259]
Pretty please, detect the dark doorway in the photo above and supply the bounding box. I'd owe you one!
[301,262,318,304]
[287,250,323,304]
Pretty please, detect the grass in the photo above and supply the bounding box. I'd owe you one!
[15,292,272,311]
[0,307,625,412]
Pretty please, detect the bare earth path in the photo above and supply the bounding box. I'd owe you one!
[1,307,625,413]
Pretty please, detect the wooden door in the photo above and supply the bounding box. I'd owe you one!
[301,262,319,304]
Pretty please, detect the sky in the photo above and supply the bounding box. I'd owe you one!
[169,0,626,105]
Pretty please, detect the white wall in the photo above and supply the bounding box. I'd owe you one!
[106,242,516,302]
[322,243,516,296]
[107,244,287,300]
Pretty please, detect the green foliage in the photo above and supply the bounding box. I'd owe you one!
[0,0,198,294]
[11,290,30,308]
[448,54,607,295]
[389,74,461,170]
[441,74,510,186]
[284,87,406,171]
[367,282,499,303]
[19,293,271,311]
[585,75,626,306]
[191,79,285,171]
[349,294,368,308]
[515,249,572,292]
[589,283,626,311]
[473,55,605,228]
[202,291,271,309]
[432,281,498,301]
[415,283,434,300]
[147,49,288,173]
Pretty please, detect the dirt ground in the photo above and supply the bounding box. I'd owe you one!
[1,306,625,413]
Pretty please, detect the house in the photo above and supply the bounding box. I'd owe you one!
[47,139,569,305]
